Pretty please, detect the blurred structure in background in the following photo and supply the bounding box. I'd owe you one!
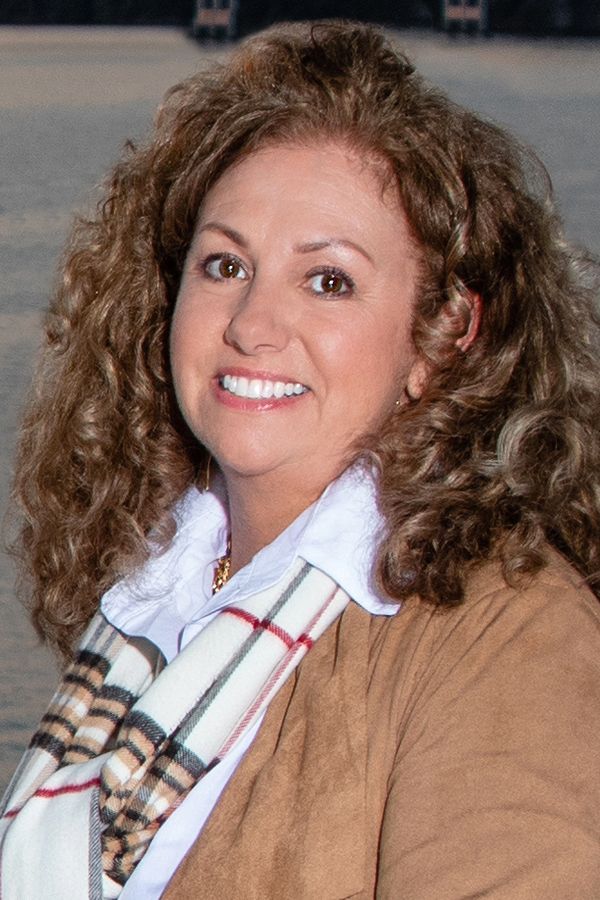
[443,0,488,34]
[0,0,598,36]
[192,0,238,40]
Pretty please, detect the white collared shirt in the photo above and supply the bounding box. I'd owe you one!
[102,464,398,899]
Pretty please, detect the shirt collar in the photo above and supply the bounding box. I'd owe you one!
[209,463,396,617]
[101,462,398,644]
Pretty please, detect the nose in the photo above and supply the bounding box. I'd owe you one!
[224,276,291,355]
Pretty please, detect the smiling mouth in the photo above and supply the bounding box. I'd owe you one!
[219,374,309,400]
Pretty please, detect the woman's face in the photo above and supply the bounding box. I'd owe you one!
[171,140,423,498]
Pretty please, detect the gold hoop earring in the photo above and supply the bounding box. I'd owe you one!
[203,455,211,492]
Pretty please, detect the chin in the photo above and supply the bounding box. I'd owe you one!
[218,460,290,483]
[210,443,291,481]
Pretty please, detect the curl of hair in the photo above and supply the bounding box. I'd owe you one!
[10,21,600,662]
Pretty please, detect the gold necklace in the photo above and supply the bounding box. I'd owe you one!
[212,537,232,595]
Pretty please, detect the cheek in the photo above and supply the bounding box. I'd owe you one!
[169,309,190,389]
[169,298,208,415]
[321,315,415,404]
[170,291,213,375]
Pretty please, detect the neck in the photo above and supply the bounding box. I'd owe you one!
[222,471,327,576]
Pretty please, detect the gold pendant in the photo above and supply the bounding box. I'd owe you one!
[211,538,232,595]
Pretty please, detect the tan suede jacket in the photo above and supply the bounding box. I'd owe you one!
[163,552,600,899]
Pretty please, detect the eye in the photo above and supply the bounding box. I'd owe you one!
[204,254,248,281]
[307,268,355,297]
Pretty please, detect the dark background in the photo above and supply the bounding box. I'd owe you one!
[0,1,599,35]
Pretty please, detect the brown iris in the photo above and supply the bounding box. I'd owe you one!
[219,257,242,278]
[321,273,345,293]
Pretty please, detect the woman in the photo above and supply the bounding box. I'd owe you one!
[1,20,599,899]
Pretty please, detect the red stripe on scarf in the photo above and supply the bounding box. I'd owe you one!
[2,777,101,819]
[35,777,101,799]
[224,607,313,651]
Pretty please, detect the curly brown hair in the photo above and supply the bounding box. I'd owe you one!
[11,21,600,662]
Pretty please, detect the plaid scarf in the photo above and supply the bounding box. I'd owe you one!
[0,558,350,899]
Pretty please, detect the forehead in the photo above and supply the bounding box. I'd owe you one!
[205,138,395,200]
[196,140,417,255]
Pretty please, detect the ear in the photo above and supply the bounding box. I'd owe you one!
[456,291,482,352]
[405,356,430,401]
[405,292,482,401]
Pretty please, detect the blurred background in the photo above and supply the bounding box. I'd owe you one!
[1,10,599,790]
[0,0,600,34]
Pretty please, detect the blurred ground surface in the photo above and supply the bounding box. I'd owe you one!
[1,26,598,790]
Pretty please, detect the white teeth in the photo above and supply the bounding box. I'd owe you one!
[234,376,248,397]
[219,375,307,400]
[248,379,262,399]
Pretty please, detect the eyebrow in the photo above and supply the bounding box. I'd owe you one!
[196,223,373,266]
[196,222,248,248]
[294,239,374,265]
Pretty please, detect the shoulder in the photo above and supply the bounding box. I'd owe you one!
[370,551,600,896]
[362,548,600,764]
[369,547,600,685]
